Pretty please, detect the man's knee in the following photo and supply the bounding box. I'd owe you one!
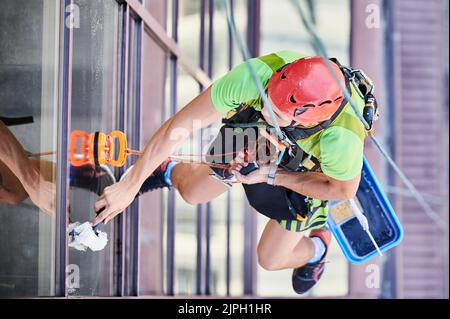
[257,243,285,271]
[178,187,204,205]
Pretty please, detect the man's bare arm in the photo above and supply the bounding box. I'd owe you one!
[0,120,39,186]
[93,86,222,225]
[232,163,360,201]
[0,120,55,215]
[273,170,361,200]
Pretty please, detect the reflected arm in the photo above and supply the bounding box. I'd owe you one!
[0,120,40,188]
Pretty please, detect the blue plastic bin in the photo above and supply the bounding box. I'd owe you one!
[327,157,404,264]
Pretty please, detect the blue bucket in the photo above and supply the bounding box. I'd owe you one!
[327,157,404,264]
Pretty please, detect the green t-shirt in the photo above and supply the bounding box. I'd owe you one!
[211,50,366,181]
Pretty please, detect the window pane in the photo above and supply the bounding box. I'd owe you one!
[0,0,60,297]
[68,0,119,296]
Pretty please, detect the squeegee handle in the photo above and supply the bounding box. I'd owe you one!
[348,199,369,230]
[92,207,106,232]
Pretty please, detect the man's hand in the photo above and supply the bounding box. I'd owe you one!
[92,86,223,226]
[229,151,276,185]
[92,177,140,226]
[228,151,248,172]
[231,162,273,185]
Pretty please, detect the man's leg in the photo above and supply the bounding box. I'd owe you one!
[169,163,230,205]
[257,218,331,294]
[257,219,315,270]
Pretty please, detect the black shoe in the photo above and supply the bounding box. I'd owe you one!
[121,160,173,196]
[292,227,331,294]
[70,164,116,195]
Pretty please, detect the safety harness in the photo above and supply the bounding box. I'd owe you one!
[207,54,379,222]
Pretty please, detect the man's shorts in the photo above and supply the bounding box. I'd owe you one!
[277,198,329,233]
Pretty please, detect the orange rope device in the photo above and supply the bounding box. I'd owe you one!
[29,130,232,169]
[70,130,128,167]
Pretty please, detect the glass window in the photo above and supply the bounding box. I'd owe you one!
[163,0,251,297]
[0,0,60,297]
[68,0,120,296]
[173,68,202,295]
[138,16,168,295]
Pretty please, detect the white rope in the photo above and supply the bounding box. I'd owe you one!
[218,0,285,142]
[386,186,448,206]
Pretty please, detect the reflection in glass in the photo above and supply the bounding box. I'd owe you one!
[0,0,60,297]
[68,0,119,296]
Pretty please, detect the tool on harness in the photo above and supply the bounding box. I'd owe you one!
[332,58,379,134]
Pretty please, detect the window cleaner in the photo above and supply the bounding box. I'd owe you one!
[219,0,404,265]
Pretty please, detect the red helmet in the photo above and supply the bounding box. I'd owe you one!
[267,56,345,126]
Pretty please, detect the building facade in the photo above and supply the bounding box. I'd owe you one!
[0,0,448,298]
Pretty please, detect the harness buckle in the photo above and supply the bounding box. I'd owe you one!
[296,214,308,222]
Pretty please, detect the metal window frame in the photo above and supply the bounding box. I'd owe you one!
[116,0,144,297]
[123,6,143,297]
[166,0,179,297]
[56,0,260,298]
[225,0,235,297]
[242,0,260,297]
[55,0,74,297]
[124,0,211,87]
[122,0,259,297]
[196,0,206,295]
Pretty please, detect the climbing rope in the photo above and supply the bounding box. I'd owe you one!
[218,0,286,145]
